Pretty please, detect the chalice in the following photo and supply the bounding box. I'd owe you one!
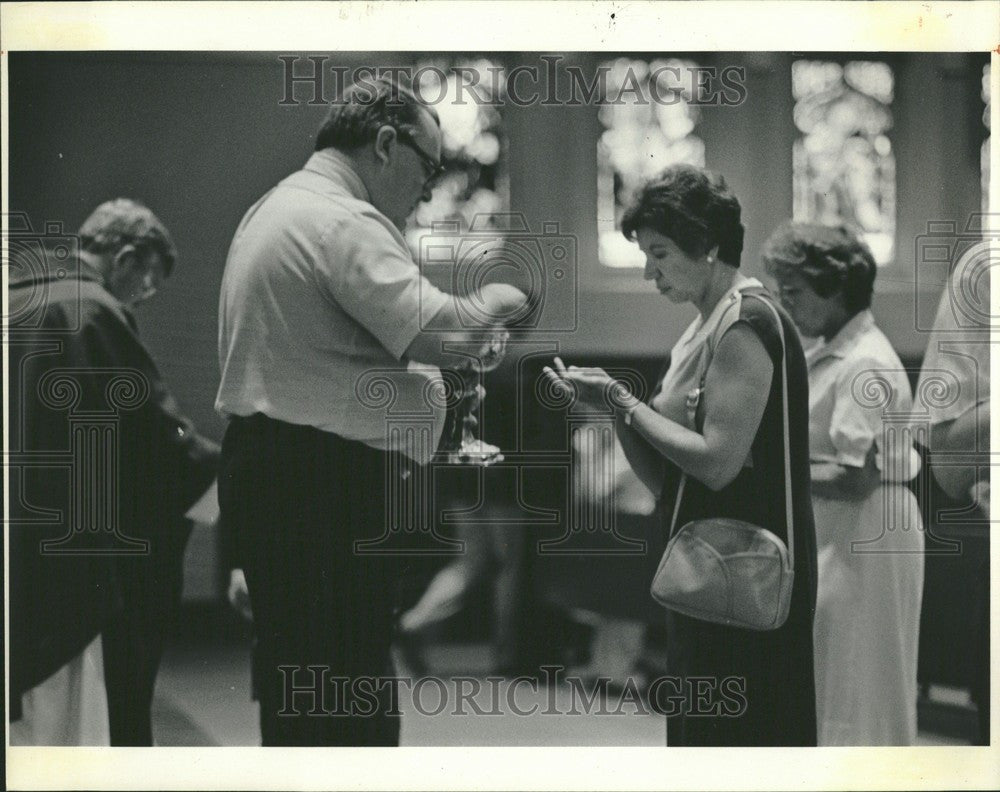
[440,329,508,466]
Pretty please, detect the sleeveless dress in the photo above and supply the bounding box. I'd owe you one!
[651,279,818,746]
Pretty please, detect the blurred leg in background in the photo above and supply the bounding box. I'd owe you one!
[396,519,531,676]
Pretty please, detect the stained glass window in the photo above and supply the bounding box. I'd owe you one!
[406,59,508,258]
[598,58,706,268]
[792,60,896,265]
[983,63,990,215]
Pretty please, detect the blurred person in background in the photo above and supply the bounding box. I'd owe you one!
[915,242,991,513]
[8,199,219,745]
[394,519,528,677]
[913,248,990,743]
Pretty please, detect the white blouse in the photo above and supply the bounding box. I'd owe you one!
[805,309,920,481]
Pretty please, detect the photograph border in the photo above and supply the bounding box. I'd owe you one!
[3,2,998,790]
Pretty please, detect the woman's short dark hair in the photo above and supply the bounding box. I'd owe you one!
[621,164,745,268]
[314,77,439,152]
[762,221,877,313]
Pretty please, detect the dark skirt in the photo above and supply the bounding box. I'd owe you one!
[660,466,817,747]
[658,292,818,746]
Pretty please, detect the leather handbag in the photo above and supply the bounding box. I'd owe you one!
[649,292,795,631]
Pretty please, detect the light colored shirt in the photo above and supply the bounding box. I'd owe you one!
[215,149,451,463]
[914,262,991,427]
[805,309,919,480]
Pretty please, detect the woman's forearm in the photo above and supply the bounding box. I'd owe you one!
[625,403,734,490]
[615,412,665,499]
[558,323,772,493]
[616,322,772,491]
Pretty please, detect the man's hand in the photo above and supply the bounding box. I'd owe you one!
[478,283,530,321]
[970,480,991,517]
[930,405,991,506]
[227,568,253,622]
[404,285,528,368]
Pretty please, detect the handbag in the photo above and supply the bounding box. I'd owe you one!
[649,292,795,631]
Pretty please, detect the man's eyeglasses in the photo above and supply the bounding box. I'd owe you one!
[397,129,446,187]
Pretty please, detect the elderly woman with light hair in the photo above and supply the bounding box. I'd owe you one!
[764,221,924,746]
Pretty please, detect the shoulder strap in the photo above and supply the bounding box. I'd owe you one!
[697,293,742,390]
[668,290,795,567]
[742,292,794,565]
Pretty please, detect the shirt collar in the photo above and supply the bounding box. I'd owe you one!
[805,308,875,366]
[7,253,138,329]
[302,148,371,203]
[7,252,103,290]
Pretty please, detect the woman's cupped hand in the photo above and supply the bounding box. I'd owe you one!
[543,357,635,412]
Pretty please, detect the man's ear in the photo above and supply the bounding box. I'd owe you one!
[373,125,397,167]
[112,244,140,272]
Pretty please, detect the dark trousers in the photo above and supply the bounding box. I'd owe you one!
[219,415,402,746]
[103,520,192,746]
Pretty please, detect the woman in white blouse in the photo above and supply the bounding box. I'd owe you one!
[764,222,924,746]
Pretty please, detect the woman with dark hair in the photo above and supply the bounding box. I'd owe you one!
[764,222,923,745]
[546,165,818,746]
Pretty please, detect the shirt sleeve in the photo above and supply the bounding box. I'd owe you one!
[828,355,884,468]
[314,209,451,360]
[914,269,991,427]
[827,353,922,481]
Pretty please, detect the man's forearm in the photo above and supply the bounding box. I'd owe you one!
[474,283,529,323]
[810,461,879,501]
[931,404,991,502]
[406,284,527,368]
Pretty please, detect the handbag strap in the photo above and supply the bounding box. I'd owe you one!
[667,289,795,567]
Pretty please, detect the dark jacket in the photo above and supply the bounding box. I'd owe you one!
[7,258,219,719]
